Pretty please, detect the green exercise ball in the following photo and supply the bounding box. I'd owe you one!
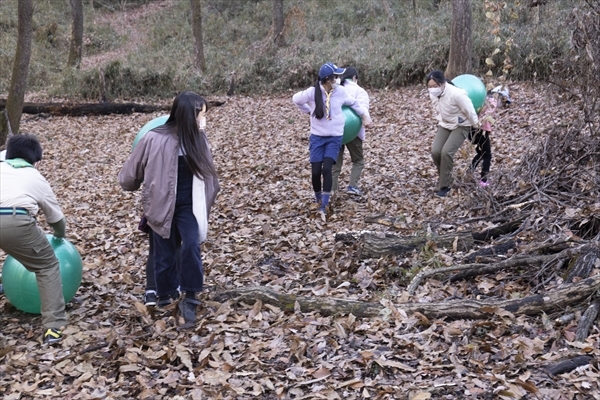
[452,74,487,111]
[132,115,169,151]
[342,106,362,145]
[2,234,83,314]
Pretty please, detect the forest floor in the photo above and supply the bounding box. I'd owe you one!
[1,82,599,399]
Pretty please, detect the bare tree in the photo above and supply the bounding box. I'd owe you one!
[190,0,205,72]
[445,0,473,79]
[273,0,285,46]
[67,0,84,68]
[0,0,34,145]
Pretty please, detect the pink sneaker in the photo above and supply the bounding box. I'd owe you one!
[479,180,489,188]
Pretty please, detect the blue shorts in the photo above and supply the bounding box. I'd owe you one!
[309,135,343,163]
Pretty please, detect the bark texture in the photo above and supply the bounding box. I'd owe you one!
[214,274,600,319]
[273,0,285,46]
[445,0,473,79]
[190,0,205,72]
[67,0,84,68]
[0,0,33,145]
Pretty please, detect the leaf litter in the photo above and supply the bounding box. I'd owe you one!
[0,84,599,399]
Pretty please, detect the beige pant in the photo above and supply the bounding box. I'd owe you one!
[0,214,67,329]
[332,136,364,193]
[431,126,469,190]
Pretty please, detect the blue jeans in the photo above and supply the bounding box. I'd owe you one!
[152,157,203,298]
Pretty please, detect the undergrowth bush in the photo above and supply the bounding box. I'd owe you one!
[0,0,579,99]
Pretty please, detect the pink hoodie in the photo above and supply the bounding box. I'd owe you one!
[479,95,498,132]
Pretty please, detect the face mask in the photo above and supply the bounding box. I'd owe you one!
[428,87,442,97]
[197,116,206,129]
[331,78,341,89]
[197,102,207,129]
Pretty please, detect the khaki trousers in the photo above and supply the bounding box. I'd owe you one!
[332,136,364,193]
[431,126,469,190]
[0,214,67,329]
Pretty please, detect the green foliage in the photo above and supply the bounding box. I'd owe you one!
[0,0,577,99]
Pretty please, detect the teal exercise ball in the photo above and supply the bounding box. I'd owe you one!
[342,106,362,145]
[2,234,83,314]
[132,115,169,151]
[452,74,486,111]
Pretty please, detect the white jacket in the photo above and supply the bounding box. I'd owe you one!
[430,83,479,130]
[342,80,370,140]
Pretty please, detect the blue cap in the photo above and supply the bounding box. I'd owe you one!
[318,63,346,79]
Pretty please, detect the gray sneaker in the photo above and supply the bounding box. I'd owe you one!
[346,186,363,196]
[435,187,451,197]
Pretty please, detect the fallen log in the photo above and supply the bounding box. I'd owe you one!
[0,98,225,116]
[408,247,579,294]
[213,273,600,319]
[545,355,595,376]
[334,231,474,259]
[337,218,523,259]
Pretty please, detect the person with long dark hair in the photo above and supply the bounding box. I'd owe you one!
[293,63,371,219]
[119,91,220,327]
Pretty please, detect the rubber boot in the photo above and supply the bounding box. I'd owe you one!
[314,191,322,204]
[318,192,330,220]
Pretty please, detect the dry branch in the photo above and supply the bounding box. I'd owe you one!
[565,244,600,283]
[407,247,580,294]
[575,298,600,341]
[214,273,600,319]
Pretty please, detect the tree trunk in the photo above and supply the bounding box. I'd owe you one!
[214,273,600,319]
[67,0,84,68]
[445,0,472,79]
[190,0,205,72]
[273,0,285,46]
[0,0,34,146]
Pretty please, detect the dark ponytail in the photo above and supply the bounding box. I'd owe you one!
[312,75,333,120]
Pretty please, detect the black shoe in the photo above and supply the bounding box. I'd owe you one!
[144,290,157,306]
[435,187,451,197]
[43,328,63,344]
[178,295,202,326]
[156,291,180,309]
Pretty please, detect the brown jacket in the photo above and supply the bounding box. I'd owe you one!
[118,126,219,240]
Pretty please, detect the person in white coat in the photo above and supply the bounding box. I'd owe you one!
[332,67,371,196]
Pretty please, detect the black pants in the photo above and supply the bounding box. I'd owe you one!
[470,129,492,181]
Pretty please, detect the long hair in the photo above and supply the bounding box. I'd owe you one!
[312,75,334,120]
[164,91,217,180]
